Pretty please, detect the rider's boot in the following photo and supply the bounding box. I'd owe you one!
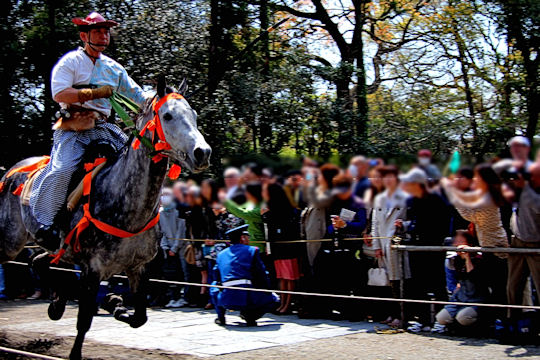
[35,224,61,251]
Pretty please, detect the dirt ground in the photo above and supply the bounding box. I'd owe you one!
[0,299,539,360]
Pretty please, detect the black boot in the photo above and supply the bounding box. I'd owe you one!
[214,316,226,326]
[35,224,60,251]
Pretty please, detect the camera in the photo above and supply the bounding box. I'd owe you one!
[501,168,530,182]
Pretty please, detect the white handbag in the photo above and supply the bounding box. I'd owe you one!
[368,258,390,287]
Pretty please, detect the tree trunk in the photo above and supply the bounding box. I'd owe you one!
[208,0,222,98]
[500,1,539,145]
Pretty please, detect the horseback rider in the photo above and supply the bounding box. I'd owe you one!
[30,12,148,250]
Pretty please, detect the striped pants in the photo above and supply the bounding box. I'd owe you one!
[30,122,127,226]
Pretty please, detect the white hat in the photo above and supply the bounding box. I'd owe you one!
[507,136,530,147]
[399,168,428,185]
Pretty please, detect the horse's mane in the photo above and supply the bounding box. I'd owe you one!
[134,95,157,127]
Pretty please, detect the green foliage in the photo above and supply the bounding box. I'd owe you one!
[0,0,536,173]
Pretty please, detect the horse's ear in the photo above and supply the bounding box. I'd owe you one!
[157,74,166,98]
[178,78,188,95]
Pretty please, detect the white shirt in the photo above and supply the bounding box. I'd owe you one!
[51,47,147,116]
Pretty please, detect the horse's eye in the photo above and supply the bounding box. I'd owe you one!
[163,113,173,121]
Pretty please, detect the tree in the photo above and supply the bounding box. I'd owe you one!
[492,0,540,144]
[384,0,524,160]
[274,0,431,158]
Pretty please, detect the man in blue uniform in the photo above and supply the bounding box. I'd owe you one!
[210,224,277,326]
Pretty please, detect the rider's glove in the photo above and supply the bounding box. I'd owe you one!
[78,85,114,103]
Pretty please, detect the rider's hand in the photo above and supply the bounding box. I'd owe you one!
[78,85,113,103]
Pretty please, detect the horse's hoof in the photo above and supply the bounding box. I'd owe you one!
[113,306,128,321]
[48,300,66,321]
[129,316,147,329]
[101,293,123,314]
[69,350,82,360]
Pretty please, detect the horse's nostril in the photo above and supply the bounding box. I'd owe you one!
[194,147,205,164]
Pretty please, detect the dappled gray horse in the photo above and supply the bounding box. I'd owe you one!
[0,78,211,359]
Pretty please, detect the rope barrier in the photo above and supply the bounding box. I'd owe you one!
[0,345,65,360]
[165,236,396,244]
[392,244,540,254]
[5,260,540,311]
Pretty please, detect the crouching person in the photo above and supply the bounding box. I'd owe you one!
[210,224,278,326]
[434,230,488,333]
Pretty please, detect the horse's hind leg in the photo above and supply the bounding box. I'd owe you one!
[69,269,99,360]
[111,271,148,328]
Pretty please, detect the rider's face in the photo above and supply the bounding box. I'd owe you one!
[80,27,110,51]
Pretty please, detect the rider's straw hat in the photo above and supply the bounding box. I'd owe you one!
[72,12,118,29]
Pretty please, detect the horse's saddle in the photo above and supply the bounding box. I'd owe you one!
[12,140,118,211]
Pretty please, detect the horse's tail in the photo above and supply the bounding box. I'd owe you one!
[0,156,45,262]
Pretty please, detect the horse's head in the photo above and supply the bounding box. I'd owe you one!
[147,77,211,173]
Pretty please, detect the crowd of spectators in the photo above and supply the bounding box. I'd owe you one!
[1,135,539,341]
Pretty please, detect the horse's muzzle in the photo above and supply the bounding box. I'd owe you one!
[193,146,211,171]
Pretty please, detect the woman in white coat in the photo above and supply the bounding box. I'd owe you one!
[371,165,409,326]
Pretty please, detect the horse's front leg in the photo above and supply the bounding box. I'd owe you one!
[108,270,148,328]
[69,268,100,360]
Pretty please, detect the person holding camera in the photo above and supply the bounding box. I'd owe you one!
[506,162,540,319]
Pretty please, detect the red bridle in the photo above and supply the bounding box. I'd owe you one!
[132,93,184,179]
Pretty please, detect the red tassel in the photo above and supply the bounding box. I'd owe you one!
[50,249,66,264]
[12,183,24,196]
[168,164,182,179]
[0,182,5,194]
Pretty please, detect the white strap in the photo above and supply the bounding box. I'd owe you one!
[223,279,252,287]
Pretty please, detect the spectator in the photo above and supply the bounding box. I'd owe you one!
[441,164,509,319]
[172,181,187,205]
[371,165,409,327]
[416,149,441,186]
[397,168,450,333]
[506,162,540,320]
[284,170,307,209]
[224,183,266,253]
[434,230,488,333]
[362,166,385,258]
[536,148,540,163]
[261,167,275,185]
[508,136,533,170]
[349,155,371,198]
[262,183,301,314]
[328,173,367,238]
[241,162,264,183]
[184,184,205,307]
[315,173,367,320]
[158,187,187,308]
[363,166,384,212]
[201,178,222,309]
[358,166,385,321]
[302,164,340,268]
[443,167,474,235]
[223,167,246,204]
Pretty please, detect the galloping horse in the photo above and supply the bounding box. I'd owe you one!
[0,78,211,359]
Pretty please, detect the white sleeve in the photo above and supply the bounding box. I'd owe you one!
[51,56,75,98]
